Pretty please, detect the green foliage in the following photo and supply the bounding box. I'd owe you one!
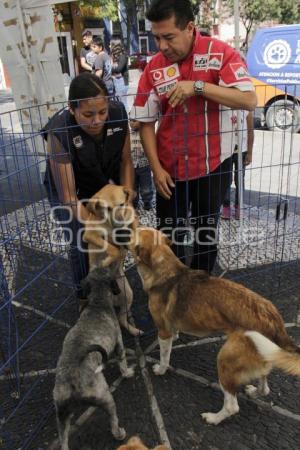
[228,0,278,29]
[78,0,119,21]
[228,0,300,50]
[274,0,300,24]
[78,0,139,51]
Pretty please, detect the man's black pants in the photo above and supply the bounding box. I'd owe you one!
[156,157,232,273]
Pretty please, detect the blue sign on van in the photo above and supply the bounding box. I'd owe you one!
[247,24,300,98]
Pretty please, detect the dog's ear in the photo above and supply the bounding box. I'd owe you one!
[116,436,147,450]
[86,199,105,218]
[123,187,137,203]
[86,199,96,214]
[126,436,145,446]
[135,244,152,267]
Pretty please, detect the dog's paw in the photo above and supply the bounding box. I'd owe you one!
[123,366,135,378]
[126,325,144,336]
[112,426,126,441]
[245,385,259,398]
[153,364,168,376]
[173,332,179,341]
[132,327,144,337]
[201,412,221,425]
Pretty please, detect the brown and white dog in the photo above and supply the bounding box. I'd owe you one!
[130,227,300,425]
[83,184,141,336]
[116,436,168,450]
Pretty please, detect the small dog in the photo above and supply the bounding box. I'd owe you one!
[130,227,300,425]
[116,436,168,450]
[83,184,141,336]
[53,267,134,450]
[83,184,137,270]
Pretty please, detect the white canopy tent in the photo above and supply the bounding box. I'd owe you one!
[0,0,74,132]
[0,0,75,179]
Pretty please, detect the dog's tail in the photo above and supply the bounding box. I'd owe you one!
[78,344,108,373]
[246,331,300,377]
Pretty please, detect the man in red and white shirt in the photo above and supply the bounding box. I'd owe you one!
[131,0,257,273]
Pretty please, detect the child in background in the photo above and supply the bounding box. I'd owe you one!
[110,39,128,112]
[129,120,154,210]
[222,110,254,220]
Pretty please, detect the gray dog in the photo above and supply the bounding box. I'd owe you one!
[53,267,134,450]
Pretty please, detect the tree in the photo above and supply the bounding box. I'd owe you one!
[228,0,300,51]
[78,1,139,51]
[78,0,118,21]
[273,0,300,24]
[118,0,139,52]
[227,0,278,51]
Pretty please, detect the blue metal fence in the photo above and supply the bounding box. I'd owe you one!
[0,92,299,448]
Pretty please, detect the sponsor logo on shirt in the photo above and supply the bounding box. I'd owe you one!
[230,63,250,80]
[193,53,223,71]
[208,53,223,70]
[156,80,177,96]
[73,135,83,148]
[151,64,180,86]
[193,54,208,70]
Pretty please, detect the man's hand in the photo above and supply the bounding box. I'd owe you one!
[166,81,195,108]
[153,167,175,199]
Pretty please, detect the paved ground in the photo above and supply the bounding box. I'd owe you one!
[1,198,300,450]
[2,258,300,450]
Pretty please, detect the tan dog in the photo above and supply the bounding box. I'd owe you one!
[83,184,141,336]
[83,184,137,270]
[130,227,300,425]
[116,436,168,450]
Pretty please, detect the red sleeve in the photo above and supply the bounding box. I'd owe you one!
[133,64,154,107]
[218,43,253,90]
[131,63,160,122]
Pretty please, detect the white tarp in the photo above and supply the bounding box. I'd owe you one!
[0,0,74,131]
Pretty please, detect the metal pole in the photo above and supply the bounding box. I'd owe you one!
[234,0,240,51]
[234,0,244,230]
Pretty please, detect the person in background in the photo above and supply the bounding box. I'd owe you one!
[110,39,129,111]
[129,119,154,211]
[222,111,254,220]
[91,37,114,95]
[79,31,96,72]
[131,0,257,273]
[42,73,133,303]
